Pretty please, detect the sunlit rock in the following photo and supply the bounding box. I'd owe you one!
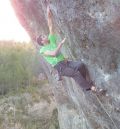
[11,0,120,129]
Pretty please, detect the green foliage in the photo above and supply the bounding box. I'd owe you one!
[0,41,59,129]
[0,41,44,95]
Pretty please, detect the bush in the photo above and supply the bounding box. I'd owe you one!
[0,41,45,95]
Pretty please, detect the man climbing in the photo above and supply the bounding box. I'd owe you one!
[36,6,105,93]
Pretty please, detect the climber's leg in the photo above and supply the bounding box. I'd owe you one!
[54,61,92,91]
[63,68,92,90]
[67,61,94,85]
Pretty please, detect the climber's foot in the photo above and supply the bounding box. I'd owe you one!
[91,86,107,96]
[91,86,97,92]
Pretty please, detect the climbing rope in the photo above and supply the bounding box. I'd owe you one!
[92,93,118,129]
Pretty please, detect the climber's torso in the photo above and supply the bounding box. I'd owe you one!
[40,34,65,66]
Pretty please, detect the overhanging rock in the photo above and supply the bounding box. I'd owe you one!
[11,0,120,129]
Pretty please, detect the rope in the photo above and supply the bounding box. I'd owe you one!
[92,93,118,129]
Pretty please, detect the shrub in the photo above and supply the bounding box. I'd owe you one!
[0,41,45,95]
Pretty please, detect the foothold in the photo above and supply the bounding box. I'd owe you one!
[105,93,109,97]
[86,45,89,49]
[115,107,120,113]
[110,62,117,70]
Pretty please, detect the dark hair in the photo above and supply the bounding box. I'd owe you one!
[36,35,43,46]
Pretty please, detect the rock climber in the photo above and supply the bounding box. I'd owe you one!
[36,5,105,93]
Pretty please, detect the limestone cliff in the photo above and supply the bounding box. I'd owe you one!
[11,0,120,129]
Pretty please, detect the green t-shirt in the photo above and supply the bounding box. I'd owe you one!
[40,34,65,66]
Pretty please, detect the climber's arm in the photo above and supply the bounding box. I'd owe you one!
[44,37,66,57]
[47,6,54,35]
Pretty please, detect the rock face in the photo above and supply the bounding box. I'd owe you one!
[11,0,120,129]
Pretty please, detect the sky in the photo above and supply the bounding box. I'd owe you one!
[0,0,30,42]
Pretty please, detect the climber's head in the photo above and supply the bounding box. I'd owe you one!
[36,35,49,46]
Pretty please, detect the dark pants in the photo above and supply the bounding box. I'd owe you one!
[54,60,93,91]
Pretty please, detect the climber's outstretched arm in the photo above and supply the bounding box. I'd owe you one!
[47,6,54,35]
[44,37,66,57]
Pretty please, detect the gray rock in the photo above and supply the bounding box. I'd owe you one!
[11,0,120,129]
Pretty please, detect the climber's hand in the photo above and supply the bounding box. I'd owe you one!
[47,5,52,17]
[61,37,66,44]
